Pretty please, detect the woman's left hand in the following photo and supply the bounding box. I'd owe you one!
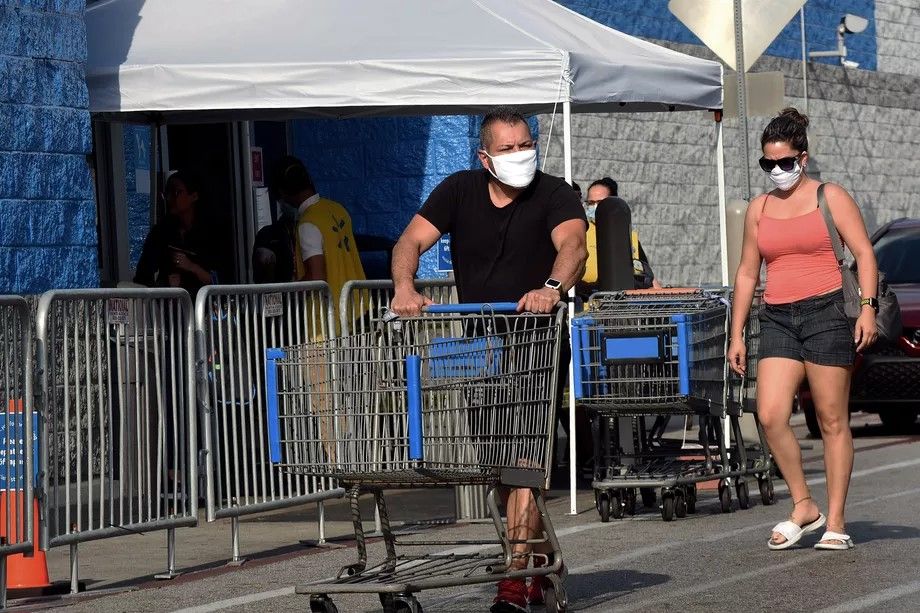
[854,309,878,353]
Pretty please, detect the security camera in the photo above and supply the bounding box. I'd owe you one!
[841,59,860,69]
[842,14,868,34]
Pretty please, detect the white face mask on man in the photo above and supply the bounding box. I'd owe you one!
[482,149,537,189]
[768,161,804,191]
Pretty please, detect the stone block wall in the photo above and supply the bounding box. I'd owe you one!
[0,0,97,293]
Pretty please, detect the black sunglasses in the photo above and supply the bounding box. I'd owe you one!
[759,154,802,173]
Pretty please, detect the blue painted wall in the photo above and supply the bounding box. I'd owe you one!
[0,0,98,293]
[123,125,152,269]
[557,0,877,71]
[291,115,539,278]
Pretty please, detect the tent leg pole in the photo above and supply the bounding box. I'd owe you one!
[716,115,729,286]
[562,100,578,516]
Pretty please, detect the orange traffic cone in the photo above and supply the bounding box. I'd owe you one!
[1,399,71,599]
[0,494,51,591]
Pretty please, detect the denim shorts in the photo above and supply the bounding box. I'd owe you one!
[759,289,855,366]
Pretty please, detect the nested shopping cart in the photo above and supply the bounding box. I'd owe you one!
[726,288,777,506]
[572,289,767,522]
[266,303,569,613]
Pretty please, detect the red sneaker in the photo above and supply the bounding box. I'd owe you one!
[491,578,529,613]
[528,574,549,606]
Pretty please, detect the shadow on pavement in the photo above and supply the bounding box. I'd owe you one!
[848,520,920,545]
[565,568,670,610]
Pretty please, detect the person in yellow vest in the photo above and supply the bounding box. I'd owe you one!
[273,156,366,309]
[577,177,662,301]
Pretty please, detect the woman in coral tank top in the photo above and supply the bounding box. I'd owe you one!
[728,108,878,551]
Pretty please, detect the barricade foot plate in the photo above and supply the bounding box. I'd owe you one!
[154,571,182,581]
[226,557,247,567]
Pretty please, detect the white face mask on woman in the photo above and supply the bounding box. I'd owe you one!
[482,149,537,188]
[768,161,803,191]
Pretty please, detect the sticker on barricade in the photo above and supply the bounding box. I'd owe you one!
[262,292,283,318]
[106,297,130,325]
[0,411,39,491]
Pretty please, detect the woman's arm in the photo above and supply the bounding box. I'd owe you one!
[728,195,766,375]
[825,183,879,350]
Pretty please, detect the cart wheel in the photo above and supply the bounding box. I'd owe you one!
[597,492,611,523]
[379,594,396,613]
[610,491,624,519]
[543,582,568,613]
[660,493,675,522]
[393,595,424,613]
[309,595,338,613]
[736,479,751,510]
[686,485,697,514]
[641,487,656,508]
[675,491,688,518]
[759,474,776,506]
[718,482,733,513]
[624,488,637,516]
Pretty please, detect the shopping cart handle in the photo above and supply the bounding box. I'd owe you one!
[423,302,520,314]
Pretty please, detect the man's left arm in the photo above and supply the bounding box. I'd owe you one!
[517,219,587,313]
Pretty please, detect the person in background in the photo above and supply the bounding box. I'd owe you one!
[728,107,877,551]
[578,177,661,299]
[252,196,298,284]
[134,169,219,298]
[390,106,586,613]
[272,156,366,306]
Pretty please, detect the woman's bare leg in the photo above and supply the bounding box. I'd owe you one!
[756,357,820,543]
[805,362,853,542]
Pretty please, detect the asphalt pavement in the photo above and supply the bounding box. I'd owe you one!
[15,412,920,612]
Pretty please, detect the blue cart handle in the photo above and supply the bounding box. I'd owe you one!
[423,302,520,314]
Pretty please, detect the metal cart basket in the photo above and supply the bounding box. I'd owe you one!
[572,289,762,522]
[266,303,569,613]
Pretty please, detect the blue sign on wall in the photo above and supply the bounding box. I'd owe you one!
[0,412,40,491]
[436,235,453,272]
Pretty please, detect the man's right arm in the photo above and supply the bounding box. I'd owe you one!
[390,215,442,315]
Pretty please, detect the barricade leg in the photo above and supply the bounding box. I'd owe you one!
[155,528,181,580]
[69,543,78,595]
[1,553,8,609]
[318,502,326,544]
[228,517,246,566]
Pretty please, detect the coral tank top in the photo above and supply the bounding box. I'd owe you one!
[757,206,842,304]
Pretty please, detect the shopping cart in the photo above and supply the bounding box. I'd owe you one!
[726,288,777,506]
[572,289,751,522]
[266,303,569,613]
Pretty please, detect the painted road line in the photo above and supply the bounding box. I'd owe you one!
[426,483,920,610]
[814,579,920,613]
[177,457,920,613]
[605,553,825,613]
[172,587,294,613]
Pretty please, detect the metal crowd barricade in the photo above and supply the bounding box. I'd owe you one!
[340,279,490,521]
[195,282,346,562]
[35,288,198,590]
[0,297,36,608]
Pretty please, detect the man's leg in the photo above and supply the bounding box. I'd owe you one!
[493,486,542,612]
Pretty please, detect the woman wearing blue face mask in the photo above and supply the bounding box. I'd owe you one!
[728,107,878,552]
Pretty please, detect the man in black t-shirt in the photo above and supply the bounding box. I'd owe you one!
[390,107,586,613]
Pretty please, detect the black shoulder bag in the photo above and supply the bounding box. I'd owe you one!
[816,183,902,345]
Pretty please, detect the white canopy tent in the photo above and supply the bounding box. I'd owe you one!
[86,0,726,514]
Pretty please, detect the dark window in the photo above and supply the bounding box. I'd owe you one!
[873,226,920,284]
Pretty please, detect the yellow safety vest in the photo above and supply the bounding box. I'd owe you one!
[295,197,366,333]
[582,223,644,283]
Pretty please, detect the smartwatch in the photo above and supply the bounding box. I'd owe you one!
[860,297,879,312]
[544,278,563,299]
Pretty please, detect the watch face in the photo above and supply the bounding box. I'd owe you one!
[545,278,561,289]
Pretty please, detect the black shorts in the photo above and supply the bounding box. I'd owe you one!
[759,289,855,367]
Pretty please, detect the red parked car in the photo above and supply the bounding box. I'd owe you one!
[801,218,920,437]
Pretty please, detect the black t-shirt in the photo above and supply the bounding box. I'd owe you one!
[252,219,297,283]
[134,219,220,297]
[418,169,586,303]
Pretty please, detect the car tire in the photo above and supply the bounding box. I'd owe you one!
[802,399,822,439]
[878,409,919,431]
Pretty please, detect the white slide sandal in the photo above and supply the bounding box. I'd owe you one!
[814,531,854,550]
[768,513,827,550]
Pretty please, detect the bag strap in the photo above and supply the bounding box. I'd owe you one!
[816,183,846,264]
